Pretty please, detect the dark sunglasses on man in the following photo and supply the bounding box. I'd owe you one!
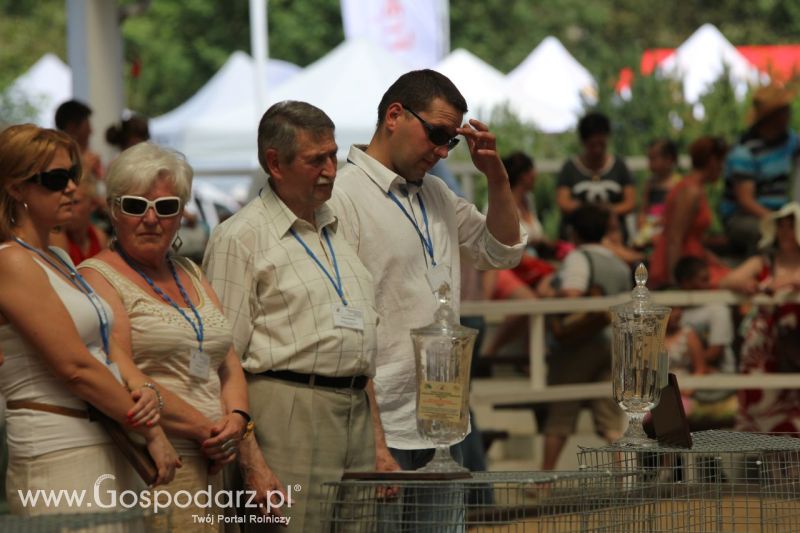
[402,105,460,151]
[26,165,80,192]
[115,195,183,218]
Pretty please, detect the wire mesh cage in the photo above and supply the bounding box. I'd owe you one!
[321,470,629,532]
[577,430,800,532]
[322,431,800,532]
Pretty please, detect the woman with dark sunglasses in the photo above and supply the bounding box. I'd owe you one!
[79,142,280,530]
[0,124,180,518]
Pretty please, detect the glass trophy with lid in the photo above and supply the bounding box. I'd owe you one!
[610,264,671,447]
[411,283,478,472]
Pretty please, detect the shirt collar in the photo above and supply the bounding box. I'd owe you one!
[346,144,424,197]
[259,180,337,238]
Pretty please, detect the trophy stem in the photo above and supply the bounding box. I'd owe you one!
[418,445,469,473]
[616,412,656,447]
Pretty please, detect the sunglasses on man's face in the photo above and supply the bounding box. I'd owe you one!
[27,165,80,191]
[115,195,183,218]
[402,105,460,151]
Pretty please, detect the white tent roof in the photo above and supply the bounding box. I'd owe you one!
[506,36,596,133]
[658,24,764,102]
[265,39,411,157]
[150,51,300,169]
[435,48,509,121]
[6,54,72,128]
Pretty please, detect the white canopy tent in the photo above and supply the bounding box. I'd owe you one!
[6,53,72,128]
[150,51,300,169]
[657,23,765,103]
[435,48,510,121]
[265,39,411,158]
[506,36,596,133]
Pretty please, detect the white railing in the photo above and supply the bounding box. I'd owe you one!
[463,290,800,406]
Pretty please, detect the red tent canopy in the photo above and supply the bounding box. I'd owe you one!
[738,45,800,81]
[618,44,800,93]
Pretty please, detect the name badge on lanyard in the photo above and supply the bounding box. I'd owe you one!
[332,304,365,331]
[291,227,364,331]
[189,349,211,380]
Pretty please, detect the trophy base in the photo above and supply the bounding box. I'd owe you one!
[613,412,657,448]
[418,445,469,473]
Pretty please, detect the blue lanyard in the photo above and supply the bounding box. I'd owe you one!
[290,227,347,306]
[15,238,111,360]
[386,190,435,266]
[116,246,205,351]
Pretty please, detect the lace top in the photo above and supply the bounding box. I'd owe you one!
[81,256,232,455]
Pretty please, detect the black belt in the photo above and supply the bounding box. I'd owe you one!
[259,370,368,390]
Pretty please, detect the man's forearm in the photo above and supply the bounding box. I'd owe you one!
[485,179,521,246]
[367,380,389,450]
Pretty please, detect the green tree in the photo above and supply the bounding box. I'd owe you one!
[0,0,66,88]
[121,0,343,116]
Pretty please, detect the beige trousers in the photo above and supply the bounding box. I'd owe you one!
[243,375,375,532]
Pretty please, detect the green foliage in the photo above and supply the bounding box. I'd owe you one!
[120,0,343,116]
[2,0,800,134]
[0,0,66,89]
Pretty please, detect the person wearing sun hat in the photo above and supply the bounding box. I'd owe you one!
[719,201,800,434]
[720,82,799,257]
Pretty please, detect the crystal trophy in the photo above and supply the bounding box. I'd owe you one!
[610,264,671,447]
[411,283,478,472]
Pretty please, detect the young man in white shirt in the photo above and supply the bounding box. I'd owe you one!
[329,70,526,472]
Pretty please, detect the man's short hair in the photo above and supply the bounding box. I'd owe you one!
[376,70,468,127]
[577,111,611,142]
[54,99,92,131]
[571,204,610,243]
[674,256,708,284]
[256,101,335,173]
[648,138,678,161]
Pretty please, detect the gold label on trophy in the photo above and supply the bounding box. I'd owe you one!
[418,381,463,422]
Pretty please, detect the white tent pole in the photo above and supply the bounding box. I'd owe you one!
[249,0,268,114]
[441,0,450,58]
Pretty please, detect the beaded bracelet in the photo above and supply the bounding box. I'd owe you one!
[141,382,164,411]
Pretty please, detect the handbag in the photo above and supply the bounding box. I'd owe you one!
[89,406,159,485]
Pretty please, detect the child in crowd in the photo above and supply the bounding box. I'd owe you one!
[635,138,681,248]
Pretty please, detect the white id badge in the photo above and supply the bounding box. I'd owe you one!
[426,264,452,293]
[108,362,123,384]
[189,350,210,380]
[332,304,365,331]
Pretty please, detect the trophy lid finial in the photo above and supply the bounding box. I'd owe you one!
[631,263,651,304]
[434,282,457,326]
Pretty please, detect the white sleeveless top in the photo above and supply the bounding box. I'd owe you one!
[81,256,231,456]
[0,244,115,459]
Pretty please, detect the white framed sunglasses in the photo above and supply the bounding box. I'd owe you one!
[115,195,183,218]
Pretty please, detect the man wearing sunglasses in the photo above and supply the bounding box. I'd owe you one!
[329,70,526,481]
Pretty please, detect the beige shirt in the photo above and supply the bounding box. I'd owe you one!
[203,183,378,378]
[328,145,526,449]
